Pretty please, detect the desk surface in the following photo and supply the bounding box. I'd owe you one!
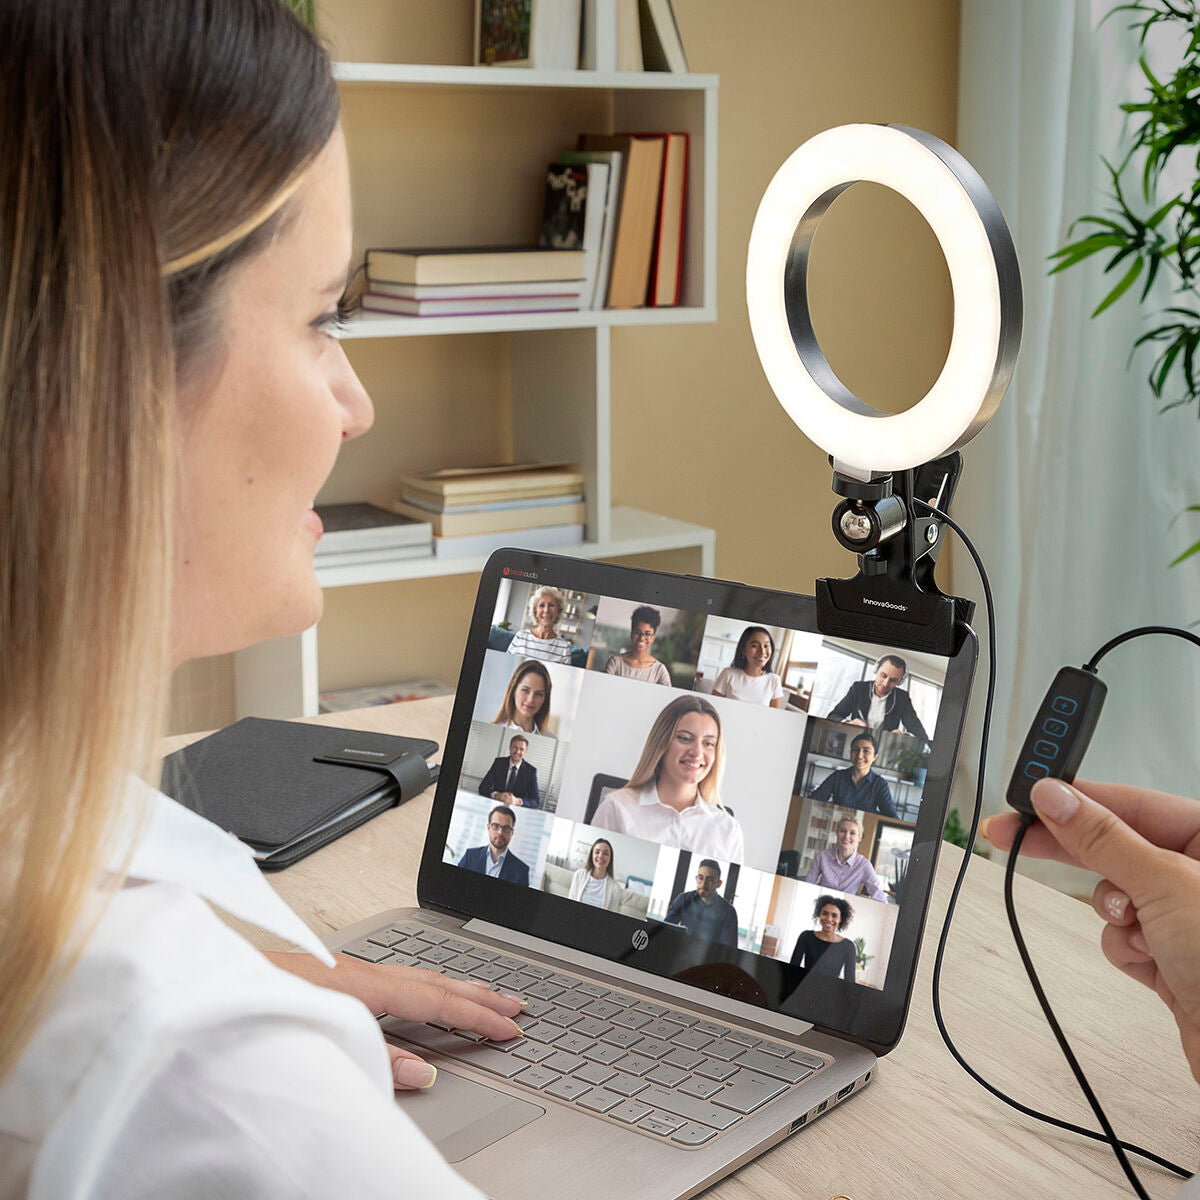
[168,697,1200,1199]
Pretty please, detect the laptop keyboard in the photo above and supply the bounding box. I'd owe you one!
[343,920,829,1149]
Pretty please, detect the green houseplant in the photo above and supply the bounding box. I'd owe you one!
[1050,0,1200,567]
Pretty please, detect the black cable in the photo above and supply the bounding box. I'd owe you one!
[913,498,1191,1183]
[1085,624,1200,672]
[1005,819,1150,1198]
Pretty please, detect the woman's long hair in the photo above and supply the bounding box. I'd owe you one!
[0,0,338,1081]
[586,838,615,878]
[492,659,552,733]
[731,625,775,672]
[625,695,726,808]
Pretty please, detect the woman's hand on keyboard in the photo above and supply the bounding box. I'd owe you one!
[981,777,1200,1084]
[267,952,524,1089]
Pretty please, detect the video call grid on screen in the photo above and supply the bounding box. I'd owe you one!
[443,572,948,992]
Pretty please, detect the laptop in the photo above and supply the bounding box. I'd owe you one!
[328,550,977,1199]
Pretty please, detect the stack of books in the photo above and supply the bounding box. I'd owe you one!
[313,502,432,570]
[392,462,586,559]
[361,246,586,318]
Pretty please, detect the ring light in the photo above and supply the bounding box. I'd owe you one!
[746,123,1022,477]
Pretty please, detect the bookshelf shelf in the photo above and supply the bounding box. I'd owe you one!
[230,49,720,720]
[341,304,715,339]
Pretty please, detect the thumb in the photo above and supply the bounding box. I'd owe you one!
[1030,777,1171,909]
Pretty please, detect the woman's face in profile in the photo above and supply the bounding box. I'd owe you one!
[660,711,718,790]
[513,672,546,720]
[533,595,560,628]
[172,126,373,664]
[590,842,611,873]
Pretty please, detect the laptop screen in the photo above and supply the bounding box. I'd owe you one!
[419,550,976,1054]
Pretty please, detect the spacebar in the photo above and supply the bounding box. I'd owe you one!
[639,1087,740,1130]
[380,1018,526,1079]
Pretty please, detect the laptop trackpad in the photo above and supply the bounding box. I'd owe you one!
[395,1068,544,1163]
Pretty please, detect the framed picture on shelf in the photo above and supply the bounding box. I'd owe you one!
[475,0,582,70]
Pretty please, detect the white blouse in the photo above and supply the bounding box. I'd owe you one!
[0,783,481,1200]
[590,784,745,864]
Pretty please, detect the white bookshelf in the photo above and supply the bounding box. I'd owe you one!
[233,61,719,719]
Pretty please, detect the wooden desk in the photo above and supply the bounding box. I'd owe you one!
[169,697,1200,1199]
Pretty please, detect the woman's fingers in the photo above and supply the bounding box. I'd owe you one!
[376,971,523,1042]
[980,811,1086,866]
[386,1043,437,1090]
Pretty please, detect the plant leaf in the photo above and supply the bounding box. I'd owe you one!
[1092,256,1145,315]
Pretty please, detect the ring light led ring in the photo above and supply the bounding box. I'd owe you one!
[746,124,1022,477]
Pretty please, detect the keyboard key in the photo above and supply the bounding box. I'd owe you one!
[634,1038,672,1059]
[575,1062,617,1087]
[545,1076,591,1102]
[611,1010,653,1031]
[444,954,484,973]
[467,946,499,962]
[543,1050,586,1074]
[616,1052,657,1077]
[583,1043,627,1066]
[695,1021,731,1038]
[496,972,531,992]
[495,955,526,971]
[598,1028,643,1050]
[513,1042,556,1064]
[367,929,407,948]
[577,1087,622,1114]
[605,992,637,1008]
[514,1065,561,1090]
[576,982,610,998]
[642,1019,685,1041]
[672,1122,718,1147]
[526,980,565,1001]
[610,1098,653,1124]
[639,1111,686,1135]
[452,1029,487,1043]
[415,930,448,945]
[553,1033,596,1056]
[725,1031,761,1049]
[555,990,594,1011]
[639,1087,741,1131]
[733,1049,812,1085]
[674,1029,714,1052]
[543,1007,583,1029]
[647,1064,688,1088]
[705,1038,748,1062]
[609,1073,649,1098]
[521,1021,564,1044]
[711,1069,787,1114]
[549,973,578,988]
[522,964,554,980]
[679,1076,722,1100]
[663,1010,698,1027]
[665,1048,705,1071]
[693,1058,739,1082]
[790,1049,827,1070]
[342,939,394,963]
[633,1001,669,1018]
[571,1017,611,1039]
[487,1034,524,1052]
[581,1000,622,1020]
[470,963,511,983]
[443,937,475,954]
[386,922,423,938]
[756,1040,792,1058]
[418,946,457,965]
[389,954,421,968]
[521,998,554,1019]
[453,1045,528,1079]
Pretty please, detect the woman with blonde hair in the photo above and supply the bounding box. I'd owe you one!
[591,695,745,862]
[0,2,518,1193]
[566,838,627,910]
[506,584,574,664]
[492,658,553,735]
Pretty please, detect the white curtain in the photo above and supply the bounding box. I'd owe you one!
[952,0,1200,831]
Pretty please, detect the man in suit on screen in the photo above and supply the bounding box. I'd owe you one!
[459,805,531,887]
[477,734,541,809]
[826,653,930,745]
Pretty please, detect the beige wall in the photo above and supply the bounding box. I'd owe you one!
[168,0,959,733]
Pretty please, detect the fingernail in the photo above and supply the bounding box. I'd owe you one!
[499,992,528,1006]
[978,816,993,840]
[1031,778,1080,825]
[468,979,491,989]
[1129,929,1151,956]
[394,1060,437,1089]
[1104,891,1130,922]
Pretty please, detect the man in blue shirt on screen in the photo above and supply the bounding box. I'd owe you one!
[663,859,739,947]
[810,732,897,818]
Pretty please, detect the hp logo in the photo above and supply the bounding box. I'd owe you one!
[631,929,649,951]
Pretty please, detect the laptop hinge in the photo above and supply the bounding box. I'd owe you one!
[461,918,816,1041]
